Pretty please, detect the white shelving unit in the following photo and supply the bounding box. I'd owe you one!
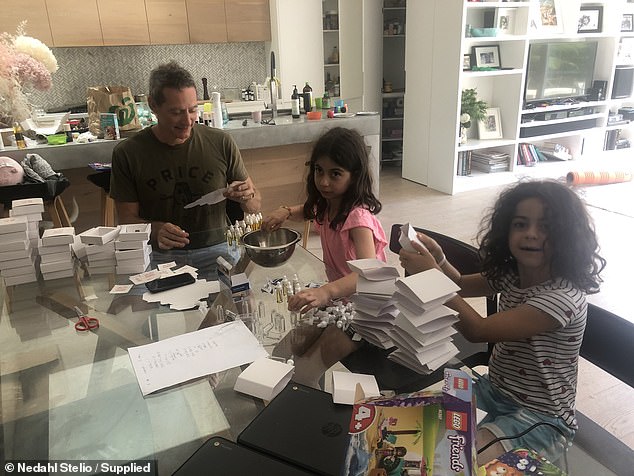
[403,0,634,194]
[322,0,341,99]
[381,0,406,165]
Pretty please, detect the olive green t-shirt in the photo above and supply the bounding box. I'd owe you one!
[110,125,247,248]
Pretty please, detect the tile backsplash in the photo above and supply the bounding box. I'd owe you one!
[29,42,267,111]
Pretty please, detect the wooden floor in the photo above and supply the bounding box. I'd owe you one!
[304,164,634,451]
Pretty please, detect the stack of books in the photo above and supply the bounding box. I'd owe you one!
[39,227,75,280]
[471,150,510,173]
[78,226,119,275]
[114,224,152,274]
[0,216,38,286]
[388,268,461,374]
[457,150,472,176]
[348,259,400,349]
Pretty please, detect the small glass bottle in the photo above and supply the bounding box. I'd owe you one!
[13,122,26,149]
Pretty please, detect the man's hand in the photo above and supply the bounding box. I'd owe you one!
[157,222,189,250]
[225,180,256,203]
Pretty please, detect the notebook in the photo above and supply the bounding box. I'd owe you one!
[237,382,353,476]
[172,437,314,476]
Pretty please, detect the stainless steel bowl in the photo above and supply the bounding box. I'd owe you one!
[242,228,302,267]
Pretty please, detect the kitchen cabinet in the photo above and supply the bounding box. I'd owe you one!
[0,0,53,45]
[146,0,190,44]
[225,0,271,42]
[186,0,228,43]
[47,0,103,46]
[98,0,150,46]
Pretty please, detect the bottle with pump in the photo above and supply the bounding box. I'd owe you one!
[291,85,300,118]
[13,122,26,149]
[302,82,313,113]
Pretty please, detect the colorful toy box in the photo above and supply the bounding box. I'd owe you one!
[341,368,477,476]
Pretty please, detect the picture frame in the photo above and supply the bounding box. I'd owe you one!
[621,13,634,33]
[478,108,503,140]
[472,45,501,69]
[495,8,516,36]
[578,5,603,34]
[463,54,472,71]
[530,0,564,34]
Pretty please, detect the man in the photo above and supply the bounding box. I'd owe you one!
[110,61,261,273]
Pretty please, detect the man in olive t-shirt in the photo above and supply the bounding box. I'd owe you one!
[110,62,261,253]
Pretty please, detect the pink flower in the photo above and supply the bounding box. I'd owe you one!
[12,52,52,90]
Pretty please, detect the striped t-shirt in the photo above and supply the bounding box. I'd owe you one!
[487,274,587,429]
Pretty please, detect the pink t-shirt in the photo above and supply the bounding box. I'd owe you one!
[314,207,387,282]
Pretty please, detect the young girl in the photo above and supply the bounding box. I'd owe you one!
[398,180,606,465]
[262,126,387,313]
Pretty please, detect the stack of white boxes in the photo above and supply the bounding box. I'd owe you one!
[114,224,152,274]
[347,259,400,349]
[387,268,461,374]
[0,216,38,286]
[39,227,76,280]
[10,198,43,248]
[78,226,119,274]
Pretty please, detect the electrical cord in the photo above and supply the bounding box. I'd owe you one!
[477,421,568,454]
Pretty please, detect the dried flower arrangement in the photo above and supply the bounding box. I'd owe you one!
[0,22,58,127]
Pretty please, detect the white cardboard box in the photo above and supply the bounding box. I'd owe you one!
[4,271,38,286]
[0,248,32,261]
[115,246,151,262]
[42,268,75,280]
[84,242,115,256]
[38,243,71,255]
[1,264,36,277]
[0,216,28,234]
[12,197,44,208]
[234,357,294,402]
[40,259,74,274]
[118,223,151,242]
[4,239,29,252]
[79,226,120,245]
[115,239,149,250]
[331,371,381,405]
[9,203,44,216]
[0,256,34,270]
[41,227,75,246]
[39,252,72,264]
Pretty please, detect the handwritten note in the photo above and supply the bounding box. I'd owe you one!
[128,320,268,396]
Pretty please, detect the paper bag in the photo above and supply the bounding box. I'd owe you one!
[86,86,141,137]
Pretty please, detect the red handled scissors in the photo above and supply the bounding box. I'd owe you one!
[74,306,99,332]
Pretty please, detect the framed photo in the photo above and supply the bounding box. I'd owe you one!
[621,13,634,33]
[495,8,516,36]
[478,108,503,140]
[472,45,501,69]
[463,54,472,71]
[578,6,603,33]
[530,0,564,33]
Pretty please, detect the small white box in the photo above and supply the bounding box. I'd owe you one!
[118,223,151,242]
[234,357,294,401]
[331,371,381,405]
[0,256,34,270]
[115,239,149,250]
[87,249,116,263]
[10,212,43,222]
[0,248,32,261]
[116,262,150,274]
[39,251,72,264]
[9,203,44,216]
[85,242,115,256]
[79,226,120,245]
[41,227,75,246]
[115,245,151,262]
[42,268,75,280]
[87,264,116,275]
[0,216,28,234]
[1,264,36,277]
[38,243,70,255]
[4,271,38,285]
[12,197,44,208]
[40,259,74,274]
[4,239,29,252]
[88,257,116,268]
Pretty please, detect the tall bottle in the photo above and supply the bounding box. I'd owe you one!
[302,82,313,113]
[291,85,300,118]
[13,122,26,149]
[325,72,335,96]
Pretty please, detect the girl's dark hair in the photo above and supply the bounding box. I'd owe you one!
[477,180,606,293]
[303,127,381,229]
[149,61,196,106]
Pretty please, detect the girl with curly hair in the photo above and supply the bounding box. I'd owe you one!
[398,179,606,464]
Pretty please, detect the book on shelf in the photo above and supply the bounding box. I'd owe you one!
[604,129,620,151]
[456,150,472,176]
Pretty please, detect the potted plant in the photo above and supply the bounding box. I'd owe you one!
[460,88,488,144]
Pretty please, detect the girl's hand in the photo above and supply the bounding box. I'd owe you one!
[288,287,332,313]
[415,232,445,262]
[261,208,290,231]
[399,240,438,274]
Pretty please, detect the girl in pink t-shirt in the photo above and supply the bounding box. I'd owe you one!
[262,127,387,313]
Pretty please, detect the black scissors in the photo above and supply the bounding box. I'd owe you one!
[74,306,99,332]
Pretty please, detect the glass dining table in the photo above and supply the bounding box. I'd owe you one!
[0,240,355,475]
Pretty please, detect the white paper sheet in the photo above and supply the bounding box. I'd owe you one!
[184,188,227,209]
[399,223,427,253]
[331,371,381,404]
[142,279,220,310]
[128,320,268,396]
[347,259,400,281]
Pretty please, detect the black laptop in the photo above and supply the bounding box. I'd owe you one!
[172,436,315,476]
[237,382,353,476]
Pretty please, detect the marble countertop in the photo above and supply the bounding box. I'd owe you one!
[1,113,379,170]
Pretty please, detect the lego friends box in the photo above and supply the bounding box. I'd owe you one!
[341,368,477,476]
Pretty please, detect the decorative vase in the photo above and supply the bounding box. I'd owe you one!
[459,125,468,145]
